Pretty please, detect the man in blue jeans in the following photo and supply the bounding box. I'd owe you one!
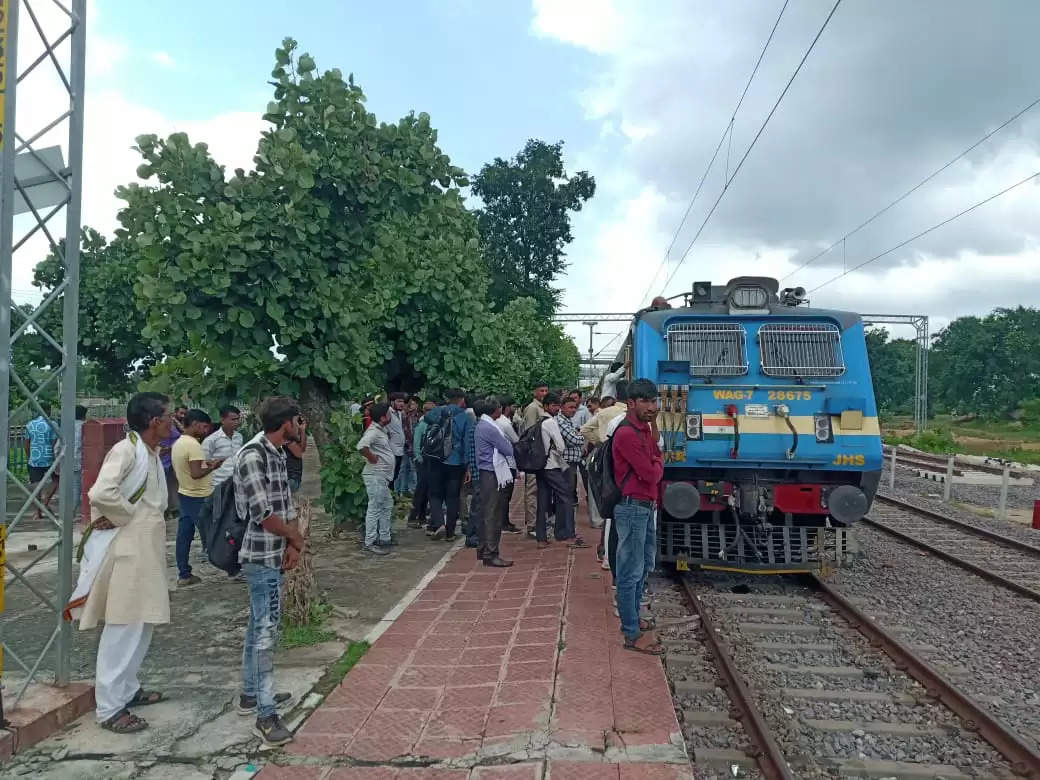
[611,378,665,656]
[170,410,222,587]
[234,397,305,746]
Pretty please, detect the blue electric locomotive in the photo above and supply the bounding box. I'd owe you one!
[616,276,881,572]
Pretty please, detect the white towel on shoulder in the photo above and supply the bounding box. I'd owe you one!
[481,414,515,489]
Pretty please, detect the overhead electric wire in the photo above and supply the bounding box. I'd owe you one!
[808,169,1040,294]
[636,0,791,307]
[783,93,1040,283]
[659,0,843,296]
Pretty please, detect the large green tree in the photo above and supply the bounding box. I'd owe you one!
[32,228,155,392]
[864,328,917,415]
[930,307,1040,417]
[471,139,595,316]
[117,39,488,445]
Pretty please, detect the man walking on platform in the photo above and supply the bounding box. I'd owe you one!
[611,379,664,656]
[520,382,549,536]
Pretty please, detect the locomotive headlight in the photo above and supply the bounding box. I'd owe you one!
[814,414,833,443]
[686,412,703,440]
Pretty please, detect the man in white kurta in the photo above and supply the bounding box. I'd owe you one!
[74,393,172,732]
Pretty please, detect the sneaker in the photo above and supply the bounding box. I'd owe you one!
[177,575,202,587]
[254,714,293,746]
[464,536,479,548]
[432,526,446,540]
[238,692,293,716]
[444,535,457,542]
[601,558,611,570]
[363,544,391,556]
[502,523,522,534]
[375,538,396,547]
[526,530,536,538]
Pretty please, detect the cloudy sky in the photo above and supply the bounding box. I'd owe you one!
[14,0,1040,357]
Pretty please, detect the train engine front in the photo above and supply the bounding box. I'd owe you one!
[628,276,882,572]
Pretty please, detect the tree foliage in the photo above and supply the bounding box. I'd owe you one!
[864,328,917,414]
[117,38,488,444]
[472,139,595,316]
[32,228,155,391]
[929,307,1040,417]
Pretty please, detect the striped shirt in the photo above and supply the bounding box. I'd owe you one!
[558,413,585,466]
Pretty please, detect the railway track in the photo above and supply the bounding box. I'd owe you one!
[866,493,1040,602]
[656,572,1040,779]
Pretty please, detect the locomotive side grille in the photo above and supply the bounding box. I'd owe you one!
[667,321,748,376]
[758,322,845,377]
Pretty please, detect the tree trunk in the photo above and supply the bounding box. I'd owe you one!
[299,376,334,451]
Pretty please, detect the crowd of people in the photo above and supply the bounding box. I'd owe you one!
[63,367,668,750]
[68,393,307,746]
[352,373,667,657]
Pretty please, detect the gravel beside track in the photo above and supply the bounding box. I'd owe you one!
[833,522,1040,756]
[652,573,1017,779]
[884,461,1039,522]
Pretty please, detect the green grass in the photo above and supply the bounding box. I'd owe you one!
[311,641,371,696]
[883,417,1040,466]
[281,601,336,649]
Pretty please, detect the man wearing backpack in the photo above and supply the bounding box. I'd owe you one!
[611,379,664,656]
[533,393,571,549]
[422,389,473,541]
[520,382,549,536]
[235,397,305,745]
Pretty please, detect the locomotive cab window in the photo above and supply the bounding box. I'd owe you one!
[758,322,845,378]
[667,321,748,376]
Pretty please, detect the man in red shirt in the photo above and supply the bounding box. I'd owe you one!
[611,378,665,655]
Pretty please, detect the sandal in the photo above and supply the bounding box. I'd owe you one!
[129,688,164,706]
[624,632,666,656]
[639,617,657,631]
[101,708,148,733]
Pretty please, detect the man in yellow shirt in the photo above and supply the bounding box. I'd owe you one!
[171,410,223,586]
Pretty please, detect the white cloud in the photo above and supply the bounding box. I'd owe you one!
[150,51,176,69]
[534,0,1040,347]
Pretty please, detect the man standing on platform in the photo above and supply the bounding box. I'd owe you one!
[72,392,173,734]
[357,402,395,555]
[474,397,514,567]
[557,396,586,547]
[611,379,664,656]
[203,406,243,490]
[408,400,436,528]
[520,382,549,536]
[495,397,521,535]
[534,393,571,549]
[171,410,222,587]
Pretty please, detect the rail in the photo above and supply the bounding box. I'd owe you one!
[675,575,795,780]
[810,574,1040,778]
[883,444,1032,479]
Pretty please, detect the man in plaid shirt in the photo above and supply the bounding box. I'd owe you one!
[234,397,305,748]
[558,397,587,547]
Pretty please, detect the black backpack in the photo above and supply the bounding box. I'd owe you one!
[587,420,632,518]
[201,441,263,575]
[513,418,549,473]
[422,408,454,463]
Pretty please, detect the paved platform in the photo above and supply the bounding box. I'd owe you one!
[263,523,691,778]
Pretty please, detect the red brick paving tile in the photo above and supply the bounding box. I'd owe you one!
[379,686,443,710]
[488,597,525,608]
[397,666,453,688]
[555,699,613,732]
[508,643,556,663]
[470,765,543,779]
[518,616,561,632]
[422,706,490,739]
[474,619,516,634]
[448,664,502,686]
[410,736,481,760]
[522,605,562,618]
[326,769,396,780]
[419,634,469,649]
[359,645,416,666]
[430,620,477,634]
[496,680,553,705]
[494,588,530,600]
[299,706,372,735]
[467,631,513,647]
[618,765,694,780]
[440,684,496,709]
[483,606,522,620]
[415,648,462,666]
[504,661,555,682]
[461,646,508,665]
[484,701,547,737]
[346,708,429,760]
[396,770,471,779]
[257,766,327,779]
[515,629,559,645]
[453,598,489,608]
[346,664,399,686]
[545,763,620,780]
[323,683,388,709]
[529,595,564,607]
[283,733,352,756]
